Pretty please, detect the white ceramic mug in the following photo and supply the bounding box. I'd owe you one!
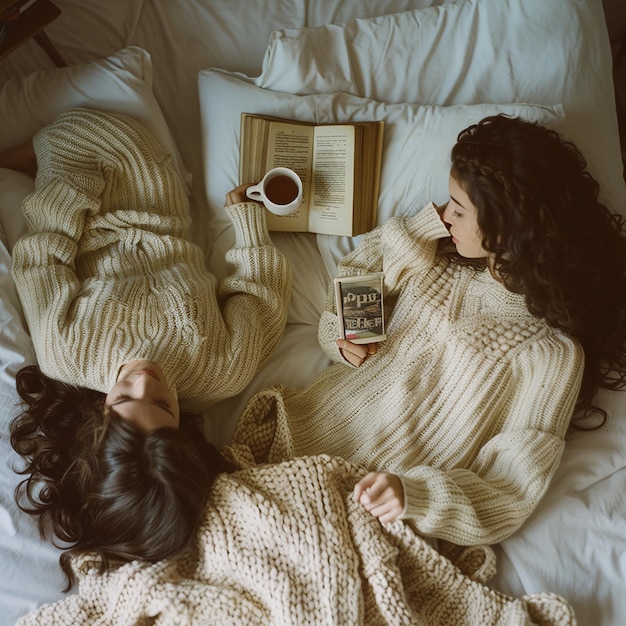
[245,167,303,215]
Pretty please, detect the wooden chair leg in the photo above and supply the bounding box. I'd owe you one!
[33,28,65,66]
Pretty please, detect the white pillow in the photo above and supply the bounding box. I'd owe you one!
[0,46,189,190]
[198,69,564,276]
[257,0,626,220]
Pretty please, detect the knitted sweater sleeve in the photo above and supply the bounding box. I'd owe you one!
[11,135,105,355]
[399,332,584,545]
[318,202,449,362]
[211,201,292,396]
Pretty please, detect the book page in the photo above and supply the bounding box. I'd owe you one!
[265,121,314,231]
[308,125,355,236]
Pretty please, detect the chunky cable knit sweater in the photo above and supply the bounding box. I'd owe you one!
[234,203,584,545]
[11,108,291,412]
[16,448,576,626]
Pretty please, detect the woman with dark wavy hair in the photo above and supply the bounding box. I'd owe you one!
[4,107,291,588]
[233,114,626,547]
[447,115,626,413]
[11,365,232,589]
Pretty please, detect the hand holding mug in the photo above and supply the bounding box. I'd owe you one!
[225,183,254,207]
[245,167,303,215]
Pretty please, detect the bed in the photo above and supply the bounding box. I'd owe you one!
[0,0,625,624]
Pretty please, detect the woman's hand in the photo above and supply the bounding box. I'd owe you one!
[225,183,256,207]
[336,339,378,367]
[353,471,404,524]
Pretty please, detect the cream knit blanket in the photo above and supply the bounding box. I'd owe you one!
[18,448,575,625]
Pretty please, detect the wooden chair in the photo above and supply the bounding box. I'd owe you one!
[0,0,66,66]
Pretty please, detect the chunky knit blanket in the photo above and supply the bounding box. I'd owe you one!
[18,447,575,625]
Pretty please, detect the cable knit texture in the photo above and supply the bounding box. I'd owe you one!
[233,203,584,545]
[16,448,575,625]
[10,108,292,412]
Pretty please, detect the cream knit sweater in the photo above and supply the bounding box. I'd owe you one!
[11,108,292,413]
[234,203,584,545]
[16,448,576,626]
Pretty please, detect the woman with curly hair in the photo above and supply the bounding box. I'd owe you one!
[234,114,626,546]
[5,107,291,587]
[12,365,232,589]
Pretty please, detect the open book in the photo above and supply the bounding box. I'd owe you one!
[239,113,384,236]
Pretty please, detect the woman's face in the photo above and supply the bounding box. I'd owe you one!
[105,360,180,432]
[441,176,488,259]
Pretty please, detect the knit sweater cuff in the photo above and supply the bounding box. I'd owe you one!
[418,201,452,241]
[398,476,428,522]
[227,202,273,248]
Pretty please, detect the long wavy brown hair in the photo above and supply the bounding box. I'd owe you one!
[10,365,232,590]
[447,115,626,423]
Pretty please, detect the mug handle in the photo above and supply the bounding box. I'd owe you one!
[246,183,263,200]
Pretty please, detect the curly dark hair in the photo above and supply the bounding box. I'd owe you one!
[10,365,232,590]
[448,115,626,420]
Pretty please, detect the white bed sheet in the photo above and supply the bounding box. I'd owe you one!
[0,1,624,625]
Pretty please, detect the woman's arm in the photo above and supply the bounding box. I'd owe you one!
[356,332,584,545]
[319,203,450,364]
[11,178,102,335]
[208,191,292,397]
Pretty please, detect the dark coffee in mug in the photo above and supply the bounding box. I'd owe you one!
[264,174,299,205]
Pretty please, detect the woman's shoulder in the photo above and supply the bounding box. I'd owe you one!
[502,315,585,371]
[463,304,583,366]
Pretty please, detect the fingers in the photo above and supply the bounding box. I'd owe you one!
[224,182,257,207]
[337,339,378,367]
[363,499,403,524]
[365,343,378,356]
[353,472,404,524]
[353,472,391,504]
[352,473,372,502]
